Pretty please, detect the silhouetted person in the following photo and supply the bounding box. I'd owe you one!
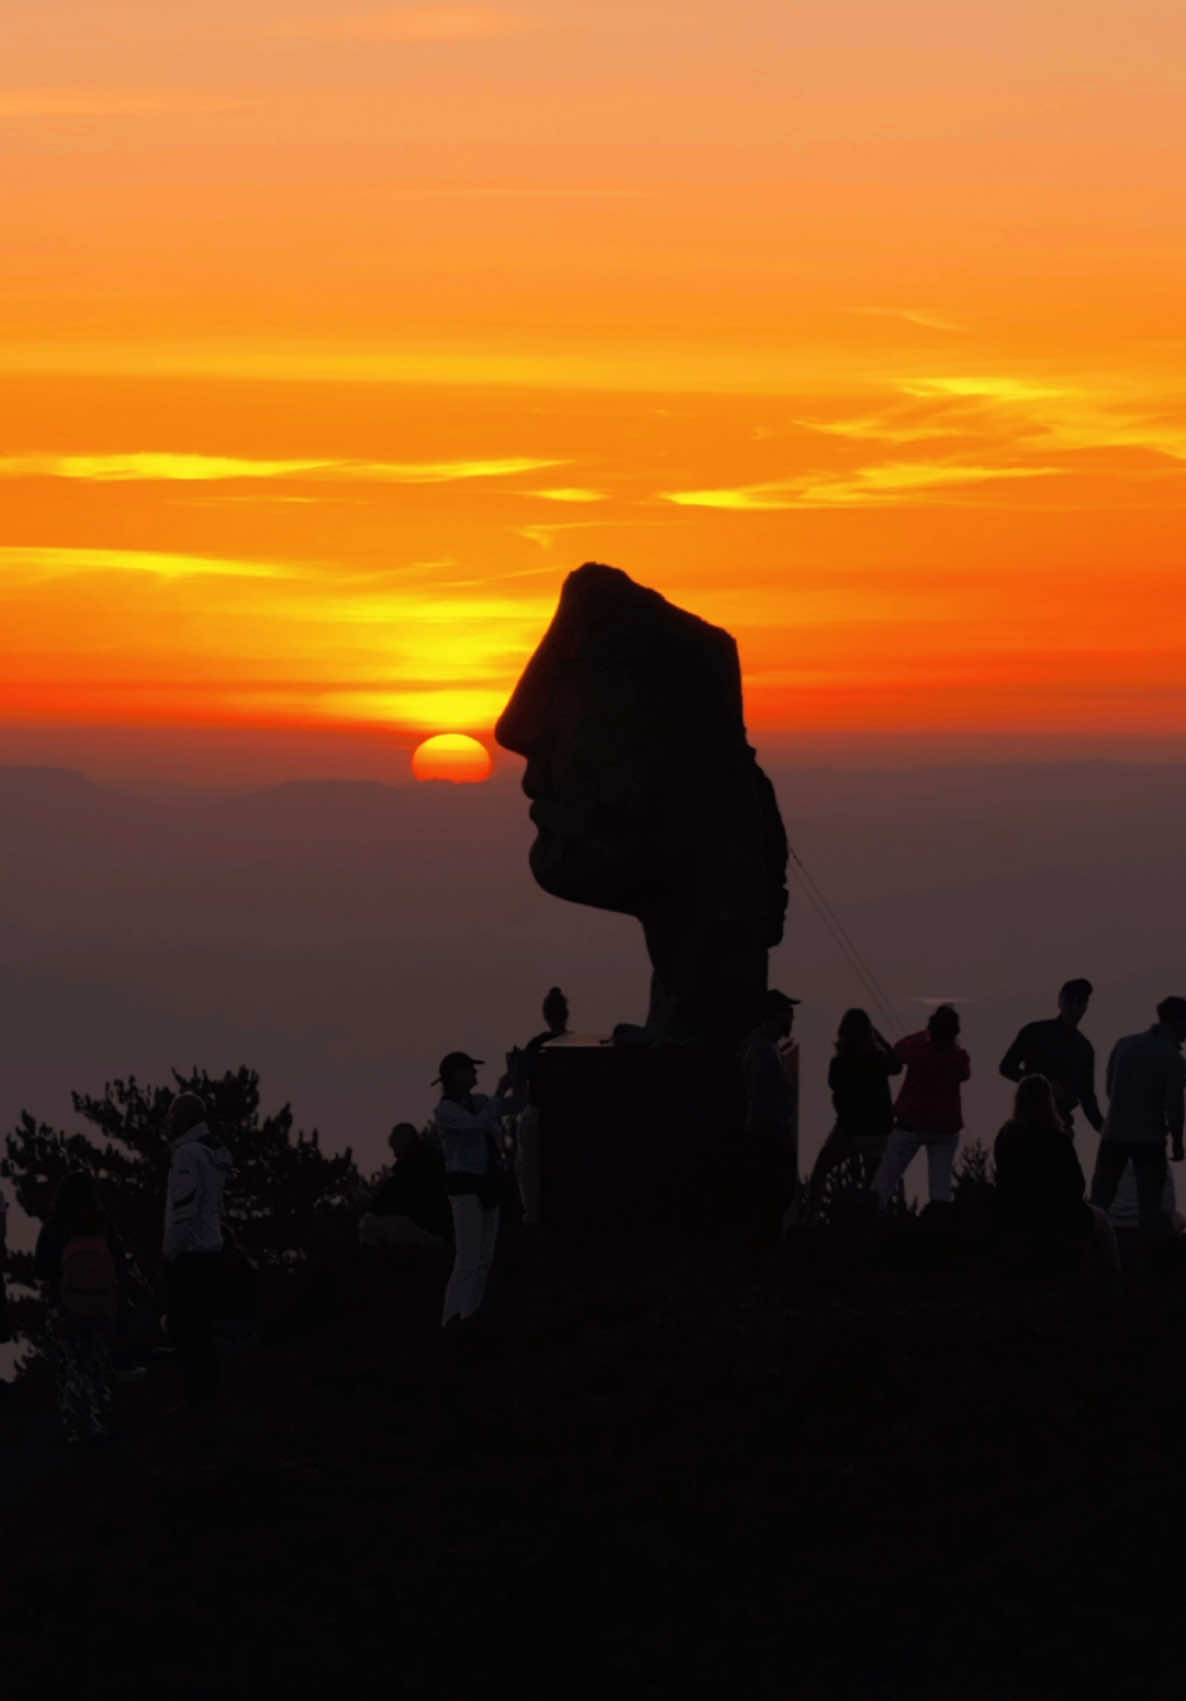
[359,1123,450,1248]
[1109,1166,1182,1234]
[872,1005,970,1208]
[994,1076,1119,1273]
[999,978,1103,1136]
[434,1052,520,1327]
[162,1091,232,1411]
[807,1009,902,1217]
[34,1171,124,1443]
[0,1188,8,1341]
[1089,997,1186,1231]
[739,989,801,1235]
[513,986,570,1227]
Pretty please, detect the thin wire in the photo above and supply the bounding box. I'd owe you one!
[790,848,896,1016]
[786,840,907,1036]
[796,866,903,1033]
[792,871,896,1028]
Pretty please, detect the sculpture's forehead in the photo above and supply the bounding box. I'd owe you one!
[496,566,746,757]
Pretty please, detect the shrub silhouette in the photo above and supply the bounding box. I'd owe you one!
[2,1065,361,1285]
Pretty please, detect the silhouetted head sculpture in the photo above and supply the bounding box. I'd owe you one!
[495,563,788,1045]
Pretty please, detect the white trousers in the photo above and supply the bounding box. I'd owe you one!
[873,1129,958,1207]
[442,1195,500,1324]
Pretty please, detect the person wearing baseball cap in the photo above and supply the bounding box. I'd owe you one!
[433,1049,522,1327]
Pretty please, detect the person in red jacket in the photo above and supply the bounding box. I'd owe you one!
[872,1005,971,1208]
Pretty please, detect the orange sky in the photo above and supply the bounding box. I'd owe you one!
[3,0,1185,777]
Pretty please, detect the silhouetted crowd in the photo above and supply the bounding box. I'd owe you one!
[12,978,1186,1442]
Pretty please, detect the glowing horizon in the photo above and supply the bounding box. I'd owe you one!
[3,0,1185,771]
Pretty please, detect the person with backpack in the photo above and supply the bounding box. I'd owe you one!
[162,1091,232,1410]
[34,1171,124,1444]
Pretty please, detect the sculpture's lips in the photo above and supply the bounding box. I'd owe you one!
[528,797,595,838]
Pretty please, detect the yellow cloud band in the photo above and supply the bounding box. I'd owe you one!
[0,452,565,484]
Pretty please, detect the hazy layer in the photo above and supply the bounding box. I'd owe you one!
[2,758,1182,1261]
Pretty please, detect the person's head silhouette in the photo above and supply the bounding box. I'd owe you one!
[52,1169,102,1235]
[433,1051,482,1099]
[1156,995,1186,1044]
[1058,978,1093,1027]
[388,1121,420,1160]
[928,1004,961,1048]
[1013,1074,1062,1130]
[836,1008,874,1053]
[542,986,569,1035]
[758,988,799,1041]
[166,1092,208,1140]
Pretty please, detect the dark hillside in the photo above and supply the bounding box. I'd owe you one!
[3,1221,1184,1695]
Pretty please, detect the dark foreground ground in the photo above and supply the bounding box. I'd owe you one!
[3,1211,1185,1697]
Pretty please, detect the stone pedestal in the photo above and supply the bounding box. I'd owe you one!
[531,1043,747,1255]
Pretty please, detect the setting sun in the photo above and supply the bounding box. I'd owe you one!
[411,733,493,784]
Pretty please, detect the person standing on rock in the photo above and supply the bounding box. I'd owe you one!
[162,1092,232,1411]
[434,1052,522,1328]
[999,978,1103,1138]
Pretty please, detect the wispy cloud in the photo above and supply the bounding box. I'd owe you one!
[231,686,514,734]
[524,487,606,502]
[0,452,565,484]
[847,307,963,333]
[902,376,1072,404]
[896,376,1186,464]
[794,414,952,446]
[0,545,287,580]
[661,462,1062,511]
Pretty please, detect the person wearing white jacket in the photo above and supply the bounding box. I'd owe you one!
[434,1051,520,1327]
[162,1093,232,1408]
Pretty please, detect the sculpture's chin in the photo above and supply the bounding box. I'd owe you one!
[529,830,660,919]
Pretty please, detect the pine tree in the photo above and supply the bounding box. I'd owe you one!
[2,1065,361,1281]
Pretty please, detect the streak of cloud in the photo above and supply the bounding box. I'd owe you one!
[661,462,1062,511]
[902,376,1072,404]
[0,452,565,484]
[847,307,963,333]
[0,545,287,581]
[794,415,952,445]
